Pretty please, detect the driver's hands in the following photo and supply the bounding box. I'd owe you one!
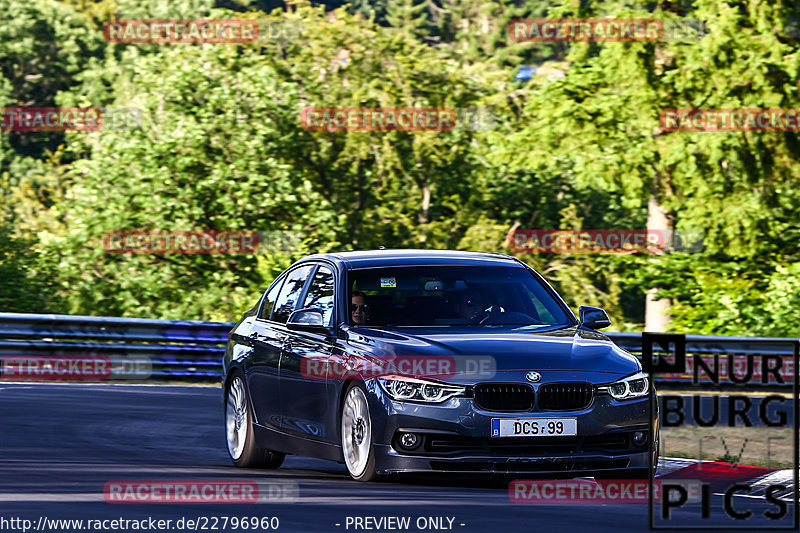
[470,305,505,324]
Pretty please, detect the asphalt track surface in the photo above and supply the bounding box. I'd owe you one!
[0,384,795,533]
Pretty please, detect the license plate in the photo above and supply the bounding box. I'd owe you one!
[491,418,577,437]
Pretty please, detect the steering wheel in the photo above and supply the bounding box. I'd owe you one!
[472,305,504,325]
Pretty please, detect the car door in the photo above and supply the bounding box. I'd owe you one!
[279,264,338,442]
[248,264,313,429]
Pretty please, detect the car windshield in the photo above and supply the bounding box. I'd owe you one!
[349,265,574,328]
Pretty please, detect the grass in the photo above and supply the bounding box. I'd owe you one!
[660,426,796,469]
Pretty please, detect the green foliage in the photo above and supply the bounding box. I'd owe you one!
[0,0,103,171]
[0,0,797,336]
[385,0,428,39]
[40,5,492,319]
[347,0,388,24]
[0,216,61,313]
[487,0,800,332]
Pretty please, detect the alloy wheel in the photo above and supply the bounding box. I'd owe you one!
[226,376,248,460]
[341,386,372,478]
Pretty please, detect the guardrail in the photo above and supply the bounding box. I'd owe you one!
[0,312,796,384]
[0,312,231,380]
[606,332,797,387]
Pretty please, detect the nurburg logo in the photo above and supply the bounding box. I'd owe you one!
[526,371,541,383]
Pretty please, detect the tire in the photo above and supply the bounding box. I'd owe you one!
[341,383,378,482]
[653,433,660,468]
[225,371,285,469]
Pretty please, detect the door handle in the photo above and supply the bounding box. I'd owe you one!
[282,339,293,352]
[249,331,261,339]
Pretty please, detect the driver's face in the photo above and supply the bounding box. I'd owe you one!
[455,296,480,318]
[351,295,368,325]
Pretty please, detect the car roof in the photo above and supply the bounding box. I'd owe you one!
[298,249,526,270]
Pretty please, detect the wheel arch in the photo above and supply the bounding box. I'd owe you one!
[336,378,356,444]
[223,365,258,424]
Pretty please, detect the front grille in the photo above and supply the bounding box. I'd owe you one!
[473,383,534,412]
[537,382,594,411]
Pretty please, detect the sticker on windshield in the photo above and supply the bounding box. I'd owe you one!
[380,277,396,288]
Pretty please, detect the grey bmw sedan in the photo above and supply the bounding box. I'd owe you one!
[223,249,658,481]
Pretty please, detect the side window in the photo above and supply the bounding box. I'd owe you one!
[271,265,313,324]
[258,277,285,320]
[303,266,335,326]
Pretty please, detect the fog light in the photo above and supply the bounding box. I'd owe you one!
[399,432,419,449]
[632,431,647,445]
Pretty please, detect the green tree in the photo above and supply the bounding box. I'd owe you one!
[0,0,104,315]
[385,0,428,38]
[487,0,800,333]
[347,0,388,24]
[0,215,61,312]
[48,4,492,319]
[0,0,103,172]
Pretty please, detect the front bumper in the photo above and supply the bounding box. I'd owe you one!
[365,380,656,475]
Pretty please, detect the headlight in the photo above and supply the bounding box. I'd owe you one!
[604,371,650,400]
[377,376,464,403]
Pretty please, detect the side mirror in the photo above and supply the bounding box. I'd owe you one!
[287,308,334,335]
[579,306,612,330]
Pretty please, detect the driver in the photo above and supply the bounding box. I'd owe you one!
[351,291,370,326]
[453,292,482,321]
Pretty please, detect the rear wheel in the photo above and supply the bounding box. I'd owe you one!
[225,372,285,468]
[341,383,377,482]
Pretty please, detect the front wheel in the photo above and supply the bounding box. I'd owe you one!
[341,383,377,482]
[225,372,285,469]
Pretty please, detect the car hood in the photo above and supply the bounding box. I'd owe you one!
[341,325,640,385]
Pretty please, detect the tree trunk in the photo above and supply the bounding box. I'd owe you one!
[418,184,431,243]
[645,195,671,332]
